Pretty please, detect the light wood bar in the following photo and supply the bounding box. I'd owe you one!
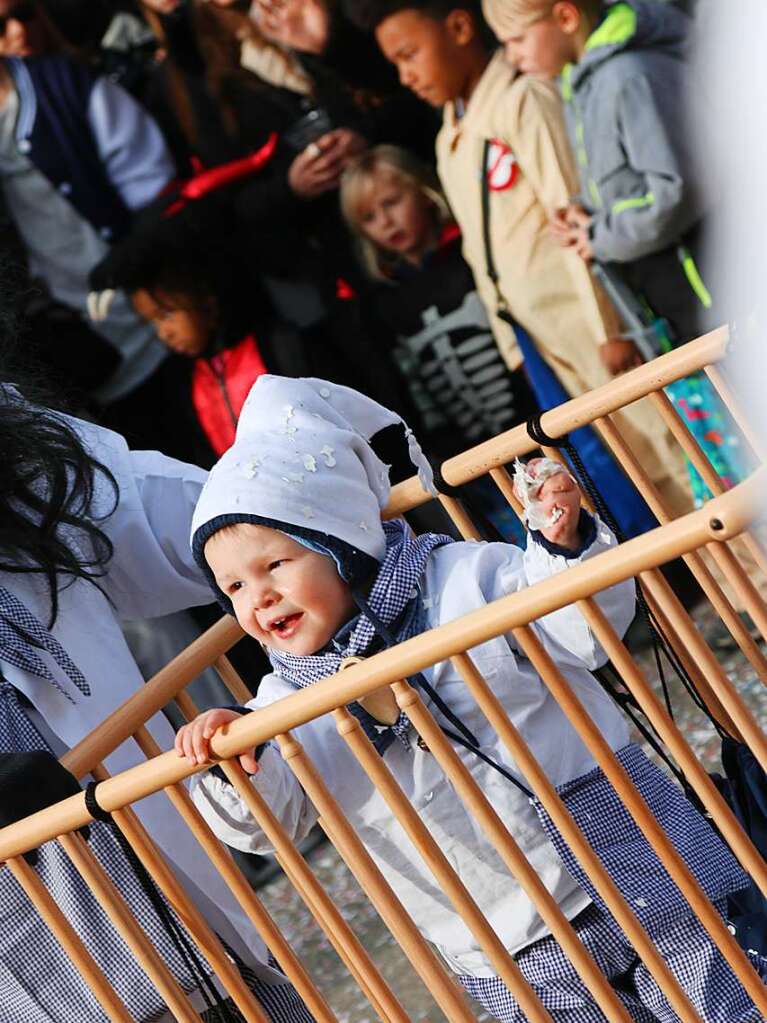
[6,856,136,1022]
[131,725,337,1023]
[92,765,269,1023]
[437,494,482,541]
[57,832,204,1022]
[275,731,482,1023]
[574,600,767,897]
[334,705,632,1023]
[219,758,401,1023]
[511,625,767,1016]
[595,412,767,681]
[704,363,767,462]
[392,678,701,1023]
[62,615,244,779]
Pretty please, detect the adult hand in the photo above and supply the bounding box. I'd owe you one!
[600,338,644,375]
[254,0,329,54]
[522,458,583,551]
[287,128,367,198]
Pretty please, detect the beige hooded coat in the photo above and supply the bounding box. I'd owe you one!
[436,50,692,518]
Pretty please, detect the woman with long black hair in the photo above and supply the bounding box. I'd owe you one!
[0,325,313,1020]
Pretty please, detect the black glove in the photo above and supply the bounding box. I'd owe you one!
[0,751,90,865]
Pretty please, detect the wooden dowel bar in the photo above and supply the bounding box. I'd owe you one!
[130,726,337,1023]
[136,694,340,1021]
[595,413,767,683]
[637,571,767,774]
[6,855,136,1023]
[443,654,728,1023]
[215,655,255,705]
[57,832,204,1022]
[648,388,767,578]
[335,705,632,1022]
[219,758,397,1023]
[511,624,767,1017]
[92,764,269,1023]
[739,530,767,584]
[174,688,199,724]
[489,465,524,518]
[640,580,743,740]
[575,600,767,897]
[704,363,767,462]
[704,538,767,641]
[392,675,700,1023]
[274,731,479,1023]
[436,493,482,541]
[63,615,244,780]
[169,688,426,1022]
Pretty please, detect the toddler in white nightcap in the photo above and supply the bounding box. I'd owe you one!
[179,375,758,1023]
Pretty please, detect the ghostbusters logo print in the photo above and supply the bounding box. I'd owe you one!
[485,139,519,191]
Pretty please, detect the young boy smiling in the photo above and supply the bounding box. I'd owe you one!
[176,375,758,1023]
[362,0,693,521]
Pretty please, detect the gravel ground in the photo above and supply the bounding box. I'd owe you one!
[257,602,767,1022]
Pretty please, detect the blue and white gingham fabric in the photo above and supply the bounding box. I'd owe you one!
[460,897,762,1022]
[459,744,765,1022]
[0,590,313,1023]
[269,518,452,748]
[0,586,90,701]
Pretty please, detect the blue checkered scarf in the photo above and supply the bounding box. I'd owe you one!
[0,588,89,702]
[268,519,453,750]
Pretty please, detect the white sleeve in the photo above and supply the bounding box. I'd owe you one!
[87,77,175,210]
[190,742,319,855]
[71,414,214,618]
[507,518,636,670]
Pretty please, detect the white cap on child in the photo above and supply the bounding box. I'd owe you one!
[190,375,435,569]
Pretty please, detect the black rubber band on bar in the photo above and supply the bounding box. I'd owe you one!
[84,781,112,823]
[431,465,464,498]
[526,412,569,449]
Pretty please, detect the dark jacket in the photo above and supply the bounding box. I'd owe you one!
[6,55,132,240]
[363,227,535,461]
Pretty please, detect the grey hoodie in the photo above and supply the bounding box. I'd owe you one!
[562,1,714,337]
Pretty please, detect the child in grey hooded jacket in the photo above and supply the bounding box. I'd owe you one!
[485,0,714,348]
[176,375,759,1022]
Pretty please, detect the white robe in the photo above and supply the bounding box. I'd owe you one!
[191,529,636,977]
[0,411,279,988]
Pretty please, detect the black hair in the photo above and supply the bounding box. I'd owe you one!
[90,195,259,350]
[345,0,492,39]
[0,266,119,627]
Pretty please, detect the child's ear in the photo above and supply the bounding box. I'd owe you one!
[552,0,583,36]
[444,8,477,47]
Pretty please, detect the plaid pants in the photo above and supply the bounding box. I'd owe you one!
[200,955,314,1023]
[460,899,764,1022]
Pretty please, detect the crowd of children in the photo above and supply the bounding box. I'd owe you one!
[3,0,767,1021]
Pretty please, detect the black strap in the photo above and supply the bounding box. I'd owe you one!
[524,415,727,746]
[354,594,534,798]
[480,138,727,788]
[481,140,512,322]
[84,781,112,823]
[84,783,239,1020]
